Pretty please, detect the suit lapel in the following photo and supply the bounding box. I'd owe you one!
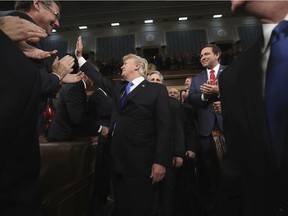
[239,38,277,169]
[122,80,148,107]
[217,65,225,79]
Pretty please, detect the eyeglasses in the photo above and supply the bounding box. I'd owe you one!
[41,1,60,20]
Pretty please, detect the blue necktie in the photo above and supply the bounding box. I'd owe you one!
[120,81,133,107]
[265,20,288,168]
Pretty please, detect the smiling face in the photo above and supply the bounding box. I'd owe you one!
[34,1,60,35]
[200,47,220,69]
[184,77,191,89]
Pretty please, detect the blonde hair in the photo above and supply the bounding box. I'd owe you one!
[122,54,148,78]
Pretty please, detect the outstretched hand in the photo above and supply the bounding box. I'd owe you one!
[0,16,47,42]
[75,35,83,58]
[61,71,85,83]
[17,41,57,59]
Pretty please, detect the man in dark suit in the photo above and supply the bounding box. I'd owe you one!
[88,87,113,213]
[0,16,47,215]
[46,74,103,141]
[217,1,288,216]
[7,1,81,131]
[188,44,225,216]
[75,36,172,216]
[147,71,185,216]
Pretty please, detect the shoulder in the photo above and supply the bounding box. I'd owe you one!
[193,71,206,81]
[7,11,35,23]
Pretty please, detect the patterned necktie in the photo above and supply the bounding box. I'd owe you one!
[120,81,133,107]
[265,20,288,168]
[210,69,216,85]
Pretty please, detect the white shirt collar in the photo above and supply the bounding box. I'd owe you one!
[131,76,145,87]
[207,63,220,78]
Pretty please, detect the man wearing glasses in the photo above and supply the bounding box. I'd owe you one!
[6,1,82,130]
[15,0,60,35]
[0,2,79,215]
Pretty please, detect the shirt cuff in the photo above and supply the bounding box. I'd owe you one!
[52,72,61,80]
[98,125,103,133]
[78,57,86,68]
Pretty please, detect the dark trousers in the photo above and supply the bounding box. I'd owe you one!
[196,135,220,216]
[111,171,159,216]
[176,158,200,216]
[159,167,176,216]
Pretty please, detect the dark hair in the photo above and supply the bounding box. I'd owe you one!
[15,0,61,12]
[200,44,222,57]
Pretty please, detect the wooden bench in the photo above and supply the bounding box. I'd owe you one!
[39,138,97,216]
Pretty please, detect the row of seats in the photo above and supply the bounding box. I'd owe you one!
[40,138,97,216]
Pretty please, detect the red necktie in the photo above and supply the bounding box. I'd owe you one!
[210,69,216,85]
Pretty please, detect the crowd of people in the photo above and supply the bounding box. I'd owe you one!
[1,1,288,216]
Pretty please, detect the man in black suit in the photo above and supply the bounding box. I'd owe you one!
[217,1,288,216]
[0,16,47,215]
[7,1,82,131]
[46,74,103,141]
[88,87,113,212]
[75,36,172,216]
[147,71,185,216]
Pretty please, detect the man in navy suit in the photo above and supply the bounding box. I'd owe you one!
[75,36,172,216]
[217,1,288,216]
[188,44,225,216]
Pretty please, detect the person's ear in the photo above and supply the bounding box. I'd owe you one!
[33,0,41,11]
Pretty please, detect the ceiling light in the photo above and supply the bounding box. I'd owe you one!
[144,19,153,24]
[213,14,222,18]
[79,26,88,30]
[179,17,188,21]
[111,23,120,27]
[51,29,57,33]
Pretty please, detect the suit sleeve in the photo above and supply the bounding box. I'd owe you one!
[80,62,114,97]
[39,67,60,98]
[188,75,207,107]
[65,83,86,125]
[154,85,173,167]
[170,99,185,157]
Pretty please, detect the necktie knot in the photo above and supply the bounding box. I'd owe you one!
[210,69,216,84]
[120,81,133,107]
[126,81,133,95]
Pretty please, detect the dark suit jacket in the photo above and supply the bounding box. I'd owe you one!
[47,81,100,141]
[181,101,197,152]
[169,97,185,158]
[217,38,288,216]
[3,11,61,131]
[188,65,225,136]
[80,62,172,180]
[0,30,41,215]
[87,88,112,129]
